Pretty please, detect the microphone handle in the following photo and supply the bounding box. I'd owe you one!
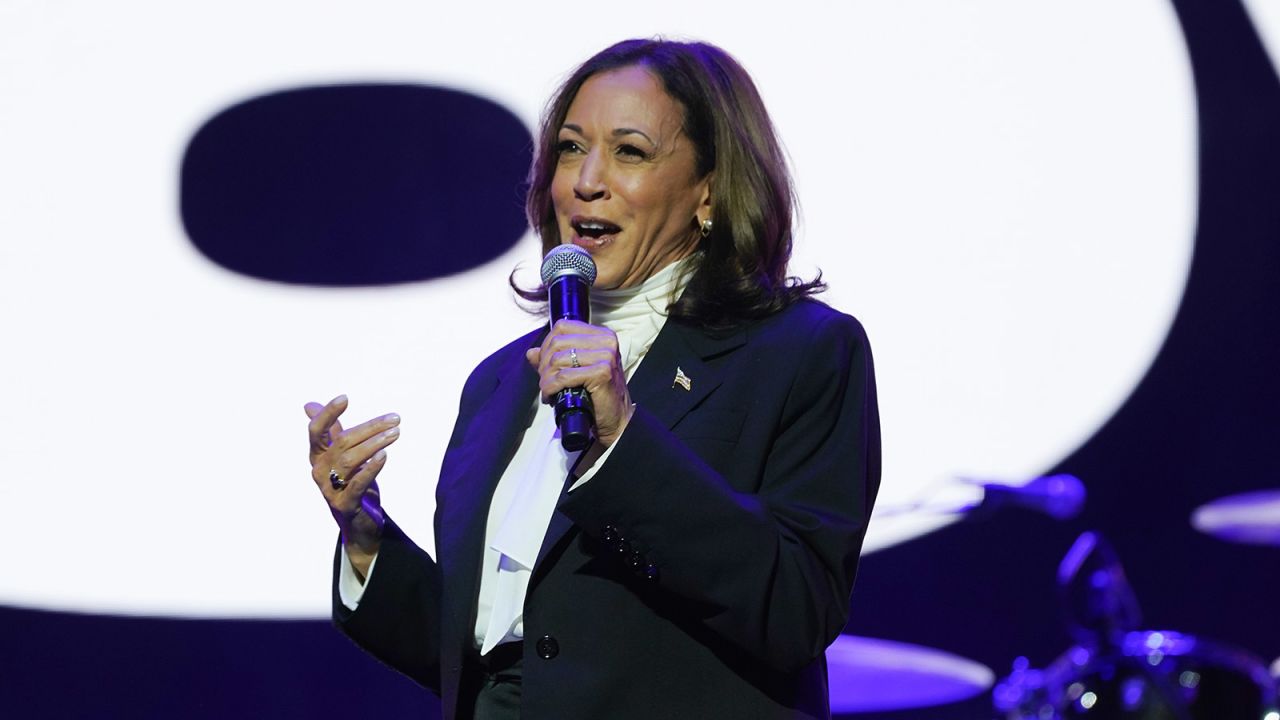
[555,388,594,451]
[549,276,594,451]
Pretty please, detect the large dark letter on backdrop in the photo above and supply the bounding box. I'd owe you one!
[180,84,532,286]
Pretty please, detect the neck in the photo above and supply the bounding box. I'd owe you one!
[592,253,698,322]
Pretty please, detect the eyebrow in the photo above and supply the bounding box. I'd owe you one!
[561,123,655,145]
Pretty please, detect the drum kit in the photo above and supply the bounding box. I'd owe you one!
[826,483,1280,718]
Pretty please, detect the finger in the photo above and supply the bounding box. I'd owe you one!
[537,348,616,381]
[526,347,540,367]
[539,364,612,403]
[333,413,401,453]
[316,423,399,488]
[544,348,615,372]
[307,395,349,451]
[542,328,617,354]
[541,344,616,379]
[327,450,388,526]
[540,365,632,443]
[315,430,390,491]
[344,449,387,499]
[336,425,401,476]
[540,334,618,375]
[543,324,615,349]
[546,318,594,338]
[540,320,612,358]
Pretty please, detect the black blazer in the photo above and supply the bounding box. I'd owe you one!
[333,299,880,719]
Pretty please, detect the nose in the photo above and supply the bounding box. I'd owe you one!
[573,148,609,202]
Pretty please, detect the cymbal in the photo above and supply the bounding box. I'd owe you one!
[1191,489,1280,545]
[826,635,994,713]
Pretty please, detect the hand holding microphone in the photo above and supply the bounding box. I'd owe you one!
[527,245,634,451]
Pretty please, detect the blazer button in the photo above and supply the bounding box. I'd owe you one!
[601,525,619,543]
[535,634,559,659]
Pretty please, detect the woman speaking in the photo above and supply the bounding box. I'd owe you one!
[305,38,880,720]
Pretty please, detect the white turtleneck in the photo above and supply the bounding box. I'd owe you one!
[338,254,697,655]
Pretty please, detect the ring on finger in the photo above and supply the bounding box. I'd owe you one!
[329,468,348,491]
[570,348,580,368]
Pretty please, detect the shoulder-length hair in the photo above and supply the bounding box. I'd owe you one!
[518,38,824,328]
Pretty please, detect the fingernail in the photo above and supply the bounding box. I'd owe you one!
[373,450,387,462]
[333,394,348,404]
[385,427,400,438]
[385,413,400,424]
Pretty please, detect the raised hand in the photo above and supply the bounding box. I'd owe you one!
[305,394,400,577]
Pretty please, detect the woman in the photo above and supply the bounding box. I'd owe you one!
[305,38,879,719]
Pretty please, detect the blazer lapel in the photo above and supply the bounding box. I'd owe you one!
[626,320,746,429]
[438,328,545,637]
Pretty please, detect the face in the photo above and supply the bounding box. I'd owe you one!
[552,65,712,290]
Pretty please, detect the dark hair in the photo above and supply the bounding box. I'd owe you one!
[516,38,824,328]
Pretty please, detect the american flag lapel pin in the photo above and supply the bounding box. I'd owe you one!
[672,366,692,392]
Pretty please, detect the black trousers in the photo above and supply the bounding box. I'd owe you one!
[458,642,523,720]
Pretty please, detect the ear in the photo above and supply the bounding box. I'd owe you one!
[695,172,714,225]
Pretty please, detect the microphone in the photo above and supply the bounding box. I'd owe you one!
[540,245,598,451]
[973,474,1086,520]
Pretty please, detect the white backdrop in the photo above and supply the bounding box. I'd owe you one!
[0,1,1195,617]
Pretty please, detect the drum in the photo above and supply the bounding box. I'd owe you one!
[995,630,1279,719]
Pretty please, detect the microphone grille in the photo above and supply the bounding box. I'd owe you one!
[540,244,597,286]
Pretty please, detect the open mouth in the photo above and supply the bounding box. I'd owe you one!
[570,217,622,247]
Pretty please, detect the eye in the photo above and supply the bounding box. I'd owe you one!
[556,139,583,155]
[616,144,647,159]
